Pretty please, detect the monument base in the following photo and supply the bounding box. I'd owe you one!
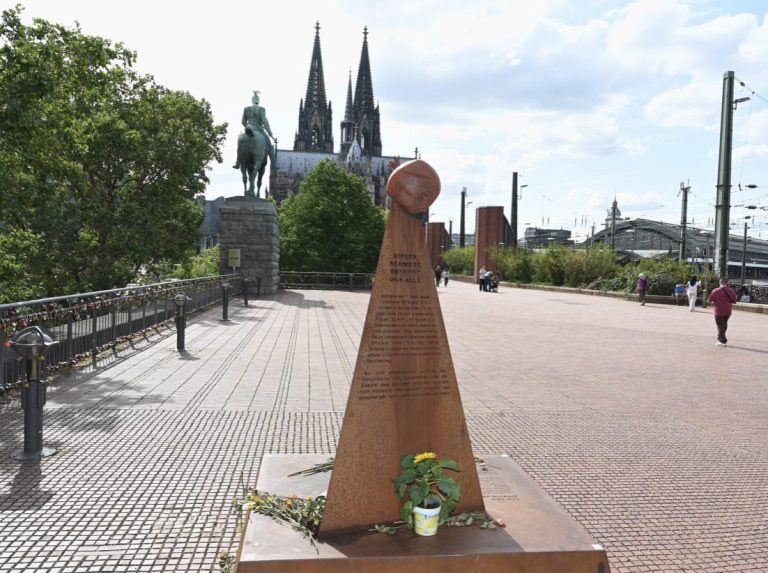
[219,197,280,295]
[235,454,611,573]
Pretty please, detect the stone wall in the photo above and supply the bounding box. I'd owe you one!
[218,197,280,295]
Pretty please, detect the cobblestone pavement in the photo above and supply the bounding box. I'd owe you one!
[1,282,767,572]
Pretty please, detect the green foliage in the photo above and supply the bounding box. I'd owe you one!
[172,246,220,279]
[441,247,475,275]
[0,228,44,303]
[488,247,534,283]
[279,159,386,272]
[532,245,568,286]
[0,6,226,296]
[392,452,461,526]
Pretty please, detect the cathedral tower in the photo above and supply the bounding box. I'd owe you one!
[294,22,334,152]
[340,27,382,158]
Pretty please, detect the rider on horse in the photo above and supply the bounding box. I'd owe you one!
[233,90,275,169]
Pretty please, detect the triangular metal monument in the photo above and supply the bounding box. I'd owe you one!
[319,159,485,535]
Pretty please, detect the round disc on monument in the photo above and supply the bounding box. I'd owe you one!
[386,159,440,214]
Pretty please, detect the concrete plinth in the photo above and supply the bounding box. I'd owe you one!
[235,454,611,573]
[219,197,280,295]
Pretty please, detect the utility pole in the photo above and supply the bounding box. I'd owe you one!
[741,219,749,287]
[678,180,690,262]
[511,172,519,250]
[714,71,736,279]
[459,187,467,248]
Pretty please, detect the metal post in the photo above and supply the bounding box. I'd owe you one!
[10,327,59,460]
[714,71,735,279]
[679,181,689,262]
[243,278,249,306]
[741,221,748,287]
[173,293,189,352]
[459,187,467,248]
[511,172,518,250]
[91,309,98,368]
[221,283,230,321]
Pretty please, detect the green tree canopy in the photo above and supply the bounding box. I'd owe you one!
[0,6,226,301]
[279,159,386,272]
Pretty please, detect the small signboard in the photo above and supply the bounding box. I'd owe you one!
[228,248,241,269]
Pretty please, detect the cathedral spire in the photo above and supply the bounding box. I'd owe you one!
[294,22,334,152]
[305,21,328,109]
[352,26,381,156]
[344,69,354,121]
[353,26,374,115]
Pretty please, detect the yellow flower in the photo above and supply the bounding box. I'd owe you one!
[414,452,437,464]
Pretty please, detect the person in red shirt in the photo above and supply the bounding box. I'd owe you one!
[708,278,738,346]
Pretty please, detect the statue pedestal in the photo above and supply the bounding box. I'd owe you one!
[234,454,611,573]
[219,197,279,295]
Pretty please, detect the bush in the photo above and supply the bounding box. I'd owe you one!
[441,247,475,275]
[487,247,533,283]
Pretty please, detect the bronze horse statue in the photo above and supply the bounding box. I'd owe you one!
[237,123,268,197]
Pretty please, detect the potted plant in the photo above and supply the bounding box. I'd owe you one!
[392,452,461,536]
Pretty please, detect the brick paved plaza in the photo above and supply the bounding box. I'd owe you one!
[1,281,767,572]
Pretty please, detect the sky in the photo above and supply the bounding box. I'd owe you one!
[13,0,768,240]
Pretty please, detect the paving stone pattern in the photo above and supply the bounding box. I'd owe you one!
[1,284,767,572]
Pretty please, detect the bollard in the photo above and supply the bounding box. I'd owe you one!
[10,326,59,461]
[243,279,249,307]
[173,292,190,352]
[221,282,231,321]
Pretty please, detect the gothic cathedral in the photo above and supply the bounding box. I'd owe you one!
[269,23,407,207]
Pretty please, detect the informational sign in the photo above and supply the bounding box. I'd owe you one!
[228,248,241,269]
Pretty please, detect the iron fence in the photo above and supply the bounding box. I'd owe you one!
[279,272,374,290]
[0,275,242,394]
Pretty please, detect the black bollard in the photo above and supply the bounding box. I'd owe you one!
[221,282,230,321]
[10,326,59,461]
[243,279,249,307]
[173,292,190,351]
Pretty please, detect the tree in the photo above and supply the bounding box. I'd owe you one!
[0,6,226,300]
[279,160,386,272]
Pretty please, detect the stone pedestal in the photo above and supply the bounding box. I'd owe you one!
[235,454,611,573]
[219,197,279,295]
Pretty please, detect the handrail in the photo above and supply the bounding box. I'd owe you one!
[279,271,374,290]
[1,275,243,394]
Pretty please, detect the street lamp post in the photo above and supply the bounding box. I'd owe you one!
[221,282,231,321]
[741,217,751,287]
[459,187,467,248]
[9,326,59,460]
[714,71,751,279]
[173,292,190,352]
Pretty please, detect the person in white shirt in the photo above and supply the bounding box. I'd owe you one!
[686,275,700,312]
[478,265,487,292]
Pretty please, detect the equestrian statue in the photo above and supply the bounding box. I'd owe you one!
[233,90,276,198]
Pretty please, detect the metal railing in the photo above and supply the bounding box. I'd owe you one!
[1,275,242,394]
[279,272,374,290]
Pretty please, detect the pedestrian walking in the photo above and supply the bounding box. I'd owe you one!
[636,272,649,306]
[434,265,442,287]
[478,265,487,292]
[442,269,449,287]
[708,277,737,347]
[686,275,700,312]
